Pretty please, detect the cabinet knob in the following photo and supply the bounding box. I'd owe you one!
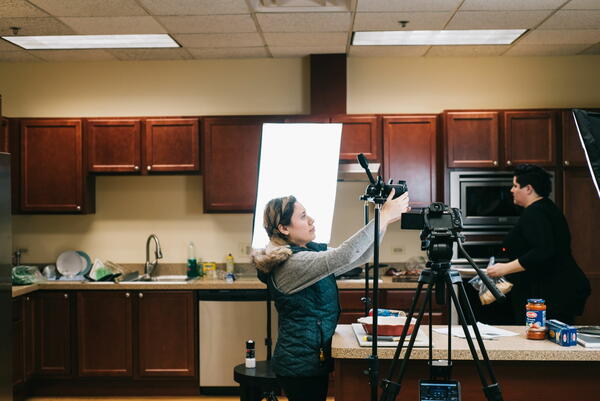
[64,293,68,299]
[76,205,81,211]
[506,160,512,166]
[25,296,30,301]
[492,161,498,167]
[146,165,152,171]
[125,292,130,298]
[564,160,570,166]
[138,293,144,298]
[134,165,140,171]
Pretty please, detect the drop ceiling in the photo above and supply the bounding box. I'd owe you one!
[0,0,599,62]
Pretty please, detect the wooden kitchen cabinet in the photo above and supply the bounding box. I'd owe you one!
[445,111,500,168]
[36,291,72,377]
[136,291,196,377]
[504,110,557,167]
[145,118,200,173]
[1,117,8,153]
[203,116,280,212]
[77,291,133,377]
[13,298,24,386]
[19,119,94,213]
[87,119,142,173]
[386,290,445,325]
[332,115,381,162]
[383,115,438,207]
[561,110,587,168]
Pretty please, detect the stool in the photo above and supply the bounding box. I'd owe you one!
[234,360,281,401]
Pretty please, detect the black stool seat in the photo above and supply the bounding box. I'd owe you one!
[234,361,281,401]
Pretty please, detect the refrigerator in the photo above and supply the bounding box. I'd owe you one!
[0,152,12,401]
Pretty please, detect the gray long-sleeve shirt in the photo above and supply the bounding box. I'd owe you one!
[272,220,384,294]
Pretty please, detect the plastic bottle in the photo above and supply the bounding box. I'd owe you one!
[226,253,235,274]
[187,242,198,279]
[245,340,256,368]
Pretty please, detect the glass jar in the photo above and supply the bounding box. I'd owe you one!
[526,298,547,340]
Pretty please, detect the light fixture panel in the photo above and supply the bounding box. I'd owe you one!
[352,29,527,46]
[1,34,180,50]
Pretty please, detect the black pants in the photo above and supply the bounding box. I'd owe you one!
[277,374,329,401]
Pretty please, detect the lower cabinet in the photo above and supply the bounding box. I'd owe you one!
[37,291,72,377]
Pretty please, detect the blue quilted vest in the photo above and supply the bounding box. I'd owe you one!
[260,242,340,377]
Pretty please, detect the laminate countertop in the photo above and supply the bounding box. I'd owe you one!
[11,275,418,298]
[332,324,600,361]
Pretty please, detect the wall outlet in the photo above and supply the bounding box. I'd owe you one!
[239,243,251,255]
[392,247,404,254]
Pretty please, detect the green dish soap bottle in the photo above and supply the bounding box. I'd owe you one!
[187,241,198,279]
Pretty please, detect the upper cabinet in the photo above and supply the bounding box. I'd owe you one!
[504,110,557,168]
[561,110,587,168]
[203,116,281,213]
[445,111,500,168]
[332,115,381,162]
[19,119,94,213]
[145,118,200,173]
[1,117,8,153]
[87,119,142,173]
[383,115,438,207]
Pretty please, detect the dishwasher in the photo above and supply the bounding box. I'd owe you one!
[198,289,278,392]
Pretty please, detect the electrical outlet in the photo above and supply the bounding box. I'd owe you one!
[239,243,251,255]
[392,247,404,254]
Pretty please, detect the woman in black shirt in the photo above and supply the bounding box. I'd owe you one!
[487,164,591,324]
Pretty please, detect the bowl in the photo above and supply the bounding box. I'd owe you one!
[357,316,416,336]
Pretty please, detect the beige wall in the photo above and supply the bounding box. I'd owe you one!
[2,55,600,265]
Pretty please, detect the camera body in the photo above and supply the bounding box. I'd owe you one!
[420,202,464,262]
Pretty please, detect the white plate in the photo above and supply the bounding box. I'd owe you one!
[56,250,85,278]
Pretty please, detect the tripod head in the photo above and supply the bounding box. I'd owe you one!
[357,153,408,204]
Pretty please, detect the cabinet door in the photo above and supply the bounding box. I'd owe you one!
[386,290,445,324]
[12,298,24,386]
[77,291,133,377]
[20,119,90,212]
[145,118,199,173]
[202,117,268,212]
[504,111,557,167]
[88,119,142,173]
[561,110,587,168]
[383,116,437,207]
[136,291,196,377]
[0,117,8,153]
[445,111,500,168]
[23,295,35,379]
[37,292,72,376]
[331,115,381,162]
[563,169,600,324]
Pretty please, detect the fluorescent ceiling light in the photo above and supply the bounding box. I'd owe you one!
[1,34,179,50]
[352,29,527,46]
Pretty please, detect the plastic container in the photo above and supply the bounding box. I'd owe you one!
[526,298,547,340]
[245,340,256,368]
[187,242,198,279]
[226,253,235,274]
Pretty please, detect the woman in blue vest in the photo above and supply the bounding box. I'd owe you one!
[252,190,410,401]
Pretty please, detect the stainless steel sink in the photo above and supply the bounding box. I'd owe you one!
[126,274,196,284]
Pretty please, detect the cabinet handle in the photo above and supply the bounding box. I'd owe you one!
[134,165,140,171]
[125,292,130,298]
[64,293,68,299]
[76,205,81,211]
[564,160,570,166]
[492,161,498,167]
[138,293,144,298]
[147,165,152,171]
[506,160,512,166]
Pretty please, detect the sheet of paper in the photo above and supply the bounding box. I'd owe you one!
[433,322,518,340]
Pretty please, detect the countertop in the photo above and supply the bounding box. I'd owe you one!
[332,324,600,361]
[11,275,418,298]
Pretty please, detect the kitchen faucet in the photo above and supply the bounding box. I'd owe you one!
[145,234,163,277]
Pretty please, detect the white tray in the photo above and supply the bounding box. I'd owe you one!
[351,323,429,347]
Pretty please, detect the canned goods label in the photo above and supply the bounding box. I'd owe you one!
[526,309,546,329]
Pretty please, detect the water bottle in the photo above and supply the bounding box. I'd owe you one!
[187,242,198,279]
[245,340,256,368]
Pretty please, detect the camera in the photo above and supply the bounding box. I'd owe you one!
[420,202,464,263]
[357,153,407,204]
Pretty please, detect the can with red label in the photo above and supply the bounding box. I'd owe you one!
[526,299,546,340]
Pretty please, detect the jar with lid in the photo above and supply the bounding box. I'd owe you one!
[525,298,547,340]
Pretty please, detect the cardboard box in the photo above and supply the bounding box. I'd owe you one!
[546,319,577,346]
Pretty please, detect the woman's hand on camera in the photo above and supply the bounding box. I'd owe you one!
[381,189,410,227]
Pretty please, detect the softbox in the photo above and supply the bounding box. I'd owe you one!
[572,109,600,199]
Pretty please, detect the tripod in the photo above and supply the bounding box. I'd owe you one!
[380,244,504,401]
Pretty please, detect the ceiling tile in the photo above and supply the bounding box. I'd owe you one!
[357,0,460,12]
[33,49,118,61]
[188,47,268,59]
[59,16,166,35]
[263,32,347,47]
[137,0,250,16]
[460,0,565,11]
[270,46,346,58]
[446,10,552,29]
[427,45,510,56]
[256,12,351,32]
[0,50,42,61]
[27,0,148,17]
[538,10,600,30]
[0,0,49,17]
[504,43,590,56]
[110,47,192,60]
[519,29,600,44]
[157,15,256,34]
[564,0,600,10]
[354,12,452,31]
[349,45,430,57]
[581,43,600,54]
[0,17,74,36]
[174,33,263,48]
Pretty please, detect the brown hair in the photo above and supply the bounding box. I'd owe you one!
[263,195,297,246]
